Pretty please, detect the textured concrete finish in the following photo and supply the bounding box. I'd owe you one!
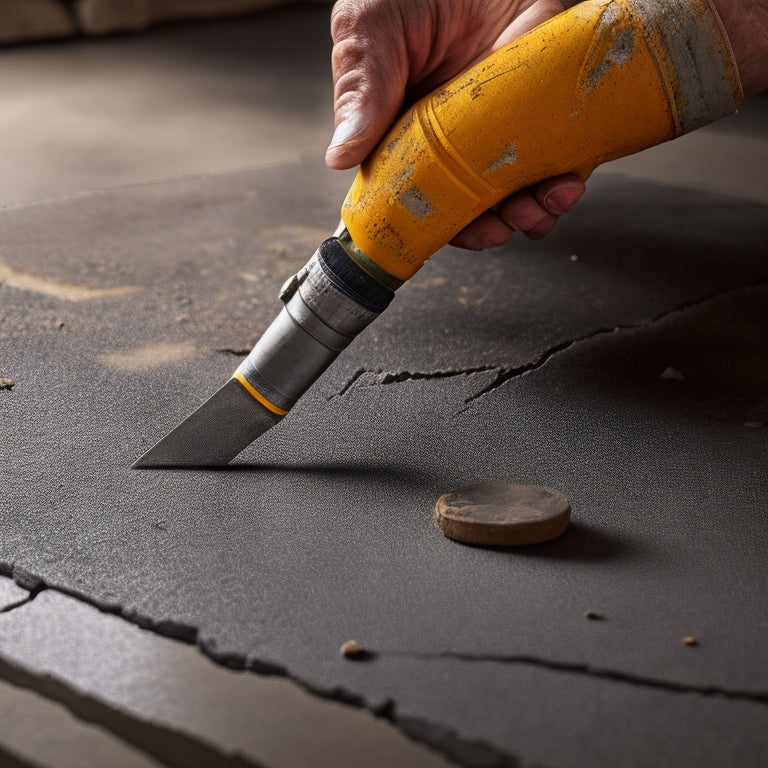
[1,129,767,765]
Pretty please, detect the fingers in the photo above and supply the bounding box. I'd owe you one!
[325,1,408,170]
[450,173,585,250]
[450,210,517,251]
[534,174,585,215]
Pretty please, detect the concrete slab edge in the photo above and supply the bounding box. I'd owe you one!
[0,674,166,768]
[0,564,518,767]
[0,636,260,768]
[0,564,503,768]
[2,561,768,768]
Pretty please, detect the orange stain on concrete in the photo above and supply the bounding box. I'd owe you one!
[100,341,197,371]
[0,262,138,301]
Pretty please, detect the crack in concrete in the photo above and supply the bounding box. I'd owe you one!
[459,279,768,410]
[0,593,36,615]
[1,567,44,614]
[0,562,518,768]
[1,549,767,767]
[331,280,768,411]
[329,364,500,400]
[3,560,767,768]
[367,650,768,706]
[295,680,519,768]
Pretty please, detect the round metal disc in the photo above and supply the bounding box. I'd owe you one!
[434,482,570,546]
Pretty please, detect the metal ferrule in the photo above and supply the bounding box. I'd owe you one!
[235,237,395,413]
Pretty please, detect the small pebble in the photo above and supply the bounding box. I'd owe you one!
[0,377,15,390]
[55,318,65,329]
[569,254,579,262]
[340,640,368,659]
[660,366,684,382]
[682,636,698,646]
[583,610,602,620]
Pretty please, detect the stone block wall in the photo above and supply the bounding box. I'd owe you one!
[1,0,327,44]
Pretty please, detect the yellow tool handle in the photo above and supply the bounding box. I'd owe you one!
[341,0,742,283]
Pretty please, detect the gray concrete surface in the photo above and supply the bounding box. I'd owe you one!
[0,4,333,206]
[1,4,767,767]
[1,157,766,766]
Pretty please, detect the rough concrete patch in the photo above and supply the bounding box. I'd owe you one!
[0,263,137,302]
[99,341,197,371]
[0,0,75,45]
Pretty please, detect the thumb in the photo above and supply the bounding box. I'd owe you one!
[326,6,408,170]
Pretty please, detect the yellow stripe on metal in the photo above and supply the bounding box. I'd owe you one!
[233,373,289,416]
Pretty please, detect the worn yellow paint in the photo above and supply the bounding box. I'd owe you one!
[341,0,741,282]
[0,262,138,301]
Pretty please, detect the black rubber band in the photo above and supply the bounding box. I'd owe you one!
[317,238,395,314]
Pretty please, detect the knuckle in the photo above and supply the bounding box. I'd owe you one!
[330,0,384,42]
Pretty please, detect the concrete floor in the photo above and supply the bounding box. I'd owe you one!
[1,4,767,768]
[0,3,335,207]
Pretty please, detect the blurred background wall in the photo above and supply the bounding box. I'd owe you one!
[1,0,330,44]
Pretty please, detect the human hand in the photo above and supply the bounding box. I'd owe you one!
[326,0,585,250]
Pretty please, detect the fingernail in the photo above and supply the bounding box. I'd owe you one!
[328,116,364,151]
[544,187,580,214]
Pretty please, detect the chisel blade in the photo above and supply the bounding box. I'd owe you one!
[132,377,282,468]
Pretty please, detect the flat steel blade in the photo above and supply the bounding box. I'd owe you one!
[132,378,282,468]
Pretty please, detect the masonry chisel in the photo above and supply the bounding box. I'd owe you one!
[133,0,741,468]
